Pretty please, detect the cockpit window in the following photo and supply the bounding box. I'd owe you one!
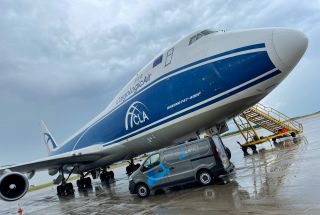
[196,33,203,40]
[201,30,217,35]
[189,29,218,45]
[189,35,197,45]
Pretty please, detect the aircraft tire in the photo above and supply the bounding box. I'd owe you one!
[134,164,141,171]
[109,171,115,179]
[126,166,132,175]
[85,177,92,187]
[76,179,81,188]
[57,185,67,196]
[100,173,106,182]
[57,185,62,196]
[66,183,74,194]
[100,173,110,183]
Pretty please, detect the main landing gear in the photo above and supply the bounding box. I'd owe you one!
[57,168,75,197]
[126,158,140,176]
[76,173,92,189]
[99,167,115,183]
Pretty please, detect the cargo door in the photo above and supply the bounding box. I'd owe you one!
[163,146,193,185]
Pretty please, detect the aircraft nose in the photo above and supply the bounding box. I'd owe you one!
[272,29,308,69]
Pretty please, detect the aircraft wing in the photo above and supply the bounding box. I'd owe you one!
[0,144,107,201]
[0,145,105,175]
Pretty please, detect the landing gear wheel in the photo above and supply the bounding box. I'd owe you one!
[135,163,141,170]
[136,183,150,198]
[100,173,109,183]
[109,171,115,179]
[66,183,74,194]
[85,177,92,187]
[57,183,74,196]
[100,171,114,183]
[126,165,132,175]
[77,177,92,189]
[126,159,141,175]
[57,185,64,196]
[197,170,213,186]
[56,168,75,197]
[76,179,81,188]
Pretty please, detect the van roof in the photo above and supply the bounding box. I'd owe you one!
[155,138,209,154]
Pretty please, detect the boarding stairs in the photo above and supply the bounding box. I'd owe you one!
[233,103,303,147]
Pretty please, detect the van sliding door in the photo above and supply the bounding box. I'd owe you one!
[163,147,193,184]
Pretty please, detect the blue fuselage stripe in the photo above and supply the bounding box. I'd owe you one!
[99,43,266,120]
[50,43,277,156]
[102,69,281,146]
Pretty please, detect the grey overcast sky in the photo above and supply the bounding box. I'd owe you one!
[0,0,319,183]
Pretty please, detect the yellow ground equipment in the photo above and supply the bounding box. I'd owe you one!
[233,103,303,151]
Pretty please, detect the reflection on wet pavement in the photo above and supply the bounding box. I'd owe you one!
[1,115,320,214]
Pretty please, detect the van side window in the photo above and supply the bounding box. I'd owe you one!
[165,48,174,66]
[142,154,160,171]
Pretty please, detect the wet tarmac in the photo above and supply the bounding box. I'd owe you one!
[1,114,320,215]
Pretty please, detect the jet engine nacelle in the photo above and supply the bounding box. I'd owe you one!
[0,170,29,201]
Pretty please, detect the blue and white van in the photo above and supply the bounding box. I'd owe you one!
[129,136,234,198]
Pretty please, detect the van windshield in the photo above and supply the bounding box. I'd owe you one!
[143,154,160,171]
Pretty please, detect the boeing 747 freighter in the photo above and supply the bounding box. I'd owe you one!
[0,28,308,201]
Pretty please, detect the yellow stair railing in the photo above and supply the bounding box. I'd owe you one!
[233,103,303,148]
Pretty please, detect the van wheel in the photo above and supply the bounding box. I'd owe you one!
[136,183,150,198]
[197,170,213,186]
[225,147,231,159]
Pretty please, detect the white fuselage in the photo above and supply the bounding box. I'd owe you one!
[49,28,307,173]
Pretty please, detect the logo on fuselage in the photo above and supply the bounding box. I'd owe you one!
[125,101,150,130]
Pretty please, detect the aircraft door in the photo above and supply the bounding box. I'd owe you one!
[165,47,174,66]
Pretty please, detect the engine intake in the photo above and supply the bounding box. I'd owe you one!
[0,171,29,201]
